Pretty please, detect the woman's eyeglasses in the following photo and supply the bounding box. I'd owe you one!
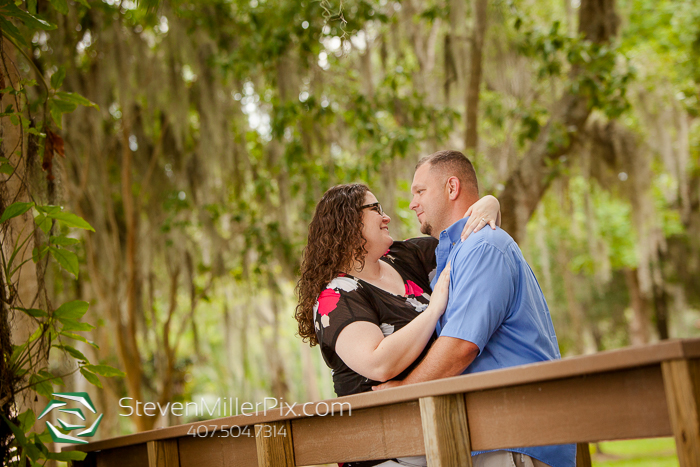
[360,202,384,216]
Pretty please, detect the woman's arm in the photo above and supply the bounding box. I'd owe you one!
[334,267,450,382]
[460,194,501,241]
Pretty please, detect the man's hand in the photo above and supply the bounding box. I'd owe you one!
[461,195,501,241]
[372,380,403,391]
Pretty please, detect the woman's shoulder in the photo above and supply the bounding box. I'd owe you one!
[314,274,365,312]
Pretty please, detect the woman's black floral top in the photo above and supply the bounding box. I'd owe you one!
[314,237,439,397]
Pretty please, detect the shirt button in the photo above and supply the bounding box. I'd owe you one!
[452,242,455,246]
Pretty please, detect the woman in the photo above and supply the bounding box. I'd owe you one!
[295,183,499,467]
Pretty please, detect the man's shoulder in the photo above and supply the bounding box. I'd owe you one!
[454,226,516,257]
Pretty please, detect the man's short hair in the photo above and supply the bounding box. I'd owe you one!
[416,150,479,196]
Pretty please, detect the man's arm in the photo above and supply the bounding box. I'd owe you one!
[373,336,478,389]
[374,239,514,391]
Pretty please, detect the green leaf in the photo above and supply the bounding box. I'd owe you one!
[0,201,34,223]
[55,91,98,109]
[0,156,8,163]
[10,342,27,365]
[33,432,51,450]
[1,414,26,444]
[50,66,66,89]
[50,97,77,113]
[54,300,89,320]
[53,343,89,362]
[0,17,27,47]
[61,331,98,348]
[47,211,95,231]
[27,0,37,14]
[14,307,48,318]
[35,205,63,214]
[48,0,69,15]
[33,213,52,234]
[0,163,13,175]
[32,245,49,263]
[49,246,79,278]
[47,450,87,461]
[49,100,62,129]
[27,325,44,343]
[80,367,102,388]
[50,235,80,246]
[84,364,124,377]
[25,442,42,462]
[75,0,90,7]
[1,2,57,30]
[18,409,35,433]
[60,319,95,332]
[38,369,64,387]
[28,373,54,398]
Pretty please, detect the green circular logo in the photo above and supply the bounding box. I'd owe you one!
[38,392,103,444]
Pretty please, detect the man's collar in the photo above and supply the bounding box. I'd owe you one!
[439,217,469,244]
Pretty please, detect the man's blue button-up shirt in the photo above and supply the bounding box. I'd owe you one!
[431,218,576,467]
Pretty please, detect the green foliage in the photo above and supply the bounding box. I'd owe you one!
[0,2,115,465]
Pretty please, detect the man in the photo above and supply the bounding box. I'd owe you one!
[375,150,575,467]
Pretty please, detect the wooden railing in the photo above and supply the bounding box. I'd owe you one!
[66,338,700,466]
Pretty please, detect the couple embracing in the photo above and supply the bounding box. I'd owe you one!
[295,150,576,467]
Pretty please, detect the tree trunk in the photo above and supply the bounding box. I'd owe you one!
[465,0,487,151]
[651,246,670,340]
[624,268,651,345]
[499,0,619,243]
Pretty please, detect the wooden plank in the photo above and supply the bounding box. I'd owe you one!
[178,432,258,467]
[419,395,472,467]
[576,443,592,467]
[255,421,295,467]
[466,365,671,450]
[293,401,424,465]
[147,439,179,467]
[662,359,700,467]
[62,339,700,455]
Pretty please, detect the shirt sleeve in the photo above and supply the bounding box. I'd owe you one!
[315,283,381,350]
[439,241,515,353]
[403,236,439,278]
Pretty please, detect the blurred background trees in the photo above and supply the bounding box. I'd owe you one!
[2,0,699,441]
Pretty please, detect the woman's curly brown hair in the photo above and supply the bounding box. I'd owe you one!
[295,183,370,346]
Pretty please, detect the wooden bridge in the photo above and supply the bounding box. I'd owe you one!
[66,338,700,466]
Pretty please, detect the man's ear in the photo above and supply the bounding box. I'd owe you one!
[446,176,461,200]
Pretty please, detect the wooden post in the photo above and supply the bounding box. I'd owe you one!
[419,395,472,467]
[255,421,295,467]
[147,439,179,467]
[661,359,700,467]
[576,443,592,467]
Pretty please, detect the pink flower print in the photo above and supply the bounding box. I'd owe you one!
[404,280,424,297]
[317,288,340,328]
